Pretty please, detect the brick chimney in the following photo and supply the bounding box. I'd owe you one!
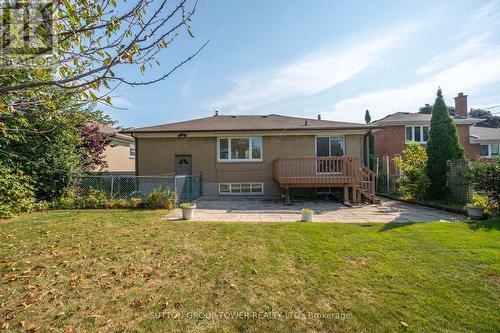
[317,114,321,120]
[454,92,468,117]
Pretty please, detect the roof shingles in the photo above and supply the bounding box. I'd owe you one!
[125,114,372,133]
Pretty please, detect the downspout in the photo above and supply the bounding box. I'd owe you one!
[363,131,370,167]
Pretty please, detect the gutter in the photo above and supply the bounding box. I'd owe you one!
[122,125,382,135]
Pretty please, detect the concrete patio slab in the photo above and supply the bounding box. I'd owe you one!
[164,197,464,223]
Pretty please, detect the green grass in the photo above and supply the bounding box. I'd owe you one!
[1,210,499,332]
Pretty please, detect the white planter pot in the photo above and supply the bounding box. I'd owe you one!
[301,211,313,222]
[182,207,196,220]
[465,206,484,220]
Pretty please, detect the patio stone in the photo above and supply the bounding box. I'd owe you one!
[163,198,465,223]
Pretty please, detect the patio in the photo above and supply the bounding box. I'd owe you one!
[165,197,464,223]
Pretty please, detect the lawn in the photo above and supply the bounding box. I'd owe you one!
[1,210,499,332]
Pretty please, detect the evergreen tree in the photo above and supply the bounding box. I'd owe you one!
[364,110,376,170]
[425,88,465,199]
[364,110,371,124]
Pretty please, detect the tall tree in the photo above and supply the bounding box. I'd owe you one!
[419,103,455,116]
[365,110,375,170]
[425,89,464,199]
[0,68,110,200]
[364,109,371,124]
[469,109,500,128]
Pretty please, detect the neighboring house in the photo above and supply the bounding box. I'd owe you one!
[95,124,136,175]
[372,93,486,173]
[470,126,500,158]
[125,114,377,203]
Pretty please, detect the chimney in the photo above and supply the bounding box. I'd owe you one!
[454,92,468,117]
[317,114,321,120]
[214,110,219,116]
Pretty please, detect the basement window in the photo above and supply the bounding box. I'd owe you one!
[218,183,264,195]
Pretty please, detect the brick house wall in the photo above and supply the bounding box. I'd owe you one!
[374,124,480,173]
[456,124,480,159]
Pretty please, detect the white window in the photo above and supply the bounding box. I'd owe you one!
[218,183,264,195]
[480,144,500,157]
[405,126,429,143]
[315,136,344,156]
[217,137,262,162]
[129,143,136,159]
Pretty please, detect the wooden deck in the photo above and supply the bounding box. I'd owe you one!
[273,156,376,203]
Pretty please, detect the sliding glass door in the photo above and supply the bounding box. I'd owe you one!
[316,137,345,193]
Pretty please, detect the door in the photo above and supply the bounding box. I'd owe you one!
[316,137,344,173]
[316,137,344,194]
[175,155,192,175]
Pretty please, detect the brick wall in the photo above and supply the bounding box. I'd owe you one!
[456,124,481,159]
[374,124,481,173]
[373,125,406,173]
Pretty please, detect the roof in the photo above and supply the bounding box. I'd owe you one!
[470,126,500,142]
[97,123,134,142]
[124,114,374,133]
[373,112,483,125]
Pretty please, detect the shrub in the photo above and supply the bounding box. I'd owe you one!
[144,189,177,209]
[393,142,430,200]
[0,164,36,218]
[52,187,107,209]
[468,157,500,215]
[179,202,196,208]
[468,192,489,209]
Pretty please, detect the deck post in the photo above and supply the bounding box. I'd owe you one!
[343,185,348,203]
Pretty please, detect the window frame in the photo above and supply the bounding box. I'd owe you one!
[129,142,136,159]
[218,183,264,195]
[217,137,263,162]
[315,136,345,157]
[480,143,500,158]
[405,126,429,143]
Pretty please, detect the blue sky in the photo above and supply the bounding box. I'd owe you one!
[103,0,500,128]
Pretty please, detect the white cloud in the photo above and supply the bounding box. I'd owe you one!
[328,46,500,122]
[416,33,490,75]
[458,0,500,39]
[111,96,137,109]
[326,0,500,122]
[207,25,416,112]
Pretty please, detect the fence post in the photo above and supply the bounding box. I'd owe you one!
[110,176,114,198]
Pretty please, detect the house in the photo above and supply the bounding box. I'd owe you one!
[372,93,489,173]
[470,126,500,158]
[95,124,136,175]
[124,114,377,203]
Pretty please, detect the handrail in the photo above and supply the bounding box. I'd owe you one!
[273,156,377,202]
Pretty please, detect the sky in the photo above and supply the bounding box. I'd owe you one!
[102,0,500,128]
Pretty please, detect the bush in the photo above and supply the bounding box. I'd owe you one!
[144,189,177,209]
[468,157,500,215]
[0,164,36,218]
[51,187,177,210]
[393,142,430,200]
[468,192,489,209]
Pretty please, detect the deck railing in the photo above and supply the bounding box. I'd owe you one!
[273,156,376,202]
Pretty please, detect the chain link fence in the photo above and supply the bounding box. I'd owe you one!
[76,175,201,200]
